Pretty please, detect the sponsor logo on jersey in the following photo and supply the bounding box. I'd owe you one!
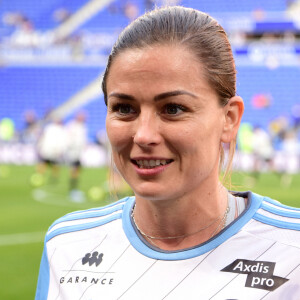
[60,276,114,285]
[82,251,103,267]
[59,251,115,286]
[221,259,288,291]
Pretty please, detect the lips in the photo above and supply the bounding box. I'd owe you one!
[131,159,173,169]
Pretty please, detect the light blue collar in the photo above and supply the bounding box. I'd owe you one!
[122,192,263,260]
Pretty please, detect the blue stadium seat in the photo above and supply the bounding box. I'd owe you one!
[182,0,287,13]
[0,0,85,36]
[0,0,290,39]
[0,66,104,140]
[236,66,300,128]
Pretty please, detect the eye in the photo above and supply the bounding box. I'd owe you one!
[163,103,186,115]
[112,103,136,115]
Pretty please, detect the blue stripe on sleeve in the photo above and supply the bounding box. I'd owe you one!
[263,197,300,211]
[35,244,50,300]
[46,212,122,242]
[49,201,125,231]
[261,202,300,219]
[253,213,300,231]
[63,197,127,218]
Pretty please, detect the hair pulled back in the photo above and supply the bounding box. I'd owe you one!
[102,6,236,107]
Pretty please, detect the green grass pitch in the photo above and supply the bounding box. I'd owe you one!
[0,164,299,300]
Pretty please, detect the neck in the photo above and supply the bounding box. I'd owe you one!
[133,183,229,250]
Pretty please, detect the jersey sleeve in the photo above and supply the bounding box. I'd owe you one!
[35,243,50,300]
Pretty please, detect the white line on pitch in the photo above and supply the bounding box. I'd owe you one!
[0,231,45,246]
[32,188,84,207]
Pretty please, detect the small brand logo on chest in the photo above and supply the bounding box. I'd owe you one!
[82,251,104,267]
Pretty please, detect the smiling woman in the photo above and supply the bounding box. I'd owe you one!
[36,6,300,300]
[105,44,238,204]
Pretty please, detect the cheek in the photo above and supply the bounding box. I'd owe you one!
[176,124,221,160]
[106,120,131,151]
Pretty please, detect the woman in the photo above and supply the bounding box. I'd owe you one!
[36,6,300,300]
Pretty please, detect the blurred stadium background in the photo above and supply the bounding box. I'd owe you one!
[0,0,300,299]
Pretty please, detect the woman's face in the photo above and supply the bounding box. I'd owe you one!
[106,45,229,201]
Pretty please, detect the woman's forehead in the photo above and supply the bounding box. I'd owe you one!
[108,44,205,81]
[106,45,219,105]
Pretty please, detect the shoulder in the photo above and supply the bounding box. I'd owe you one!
[243,192,300,247]
[44,197,132,244]
[252,193,300,230]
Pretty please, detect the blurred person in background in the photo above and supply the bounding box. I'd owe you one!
[20,109,40,144]
[269,116,289,152]
[36,6,300,299]
[65,112,88,202]
[280,129,300,187]
[252,125,275,176]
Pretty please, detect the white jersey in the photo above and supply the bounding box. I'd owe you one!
[35,192,300,300]
[37,123,68,161]
[65,120,87,163]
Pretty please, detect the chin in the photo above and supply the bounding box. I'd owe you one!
[134,188,160,200]
[133,185,170,201]
[133,187,174,201]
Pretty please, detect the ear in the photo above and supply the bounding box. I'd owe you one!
[221,96,244,143]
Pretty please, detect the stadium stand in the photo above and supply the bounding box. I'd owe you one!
[0,66,105,140]
[0,0,85,33]
[182,0,288,13]
[0,0,299,145]
[237,66,300,129]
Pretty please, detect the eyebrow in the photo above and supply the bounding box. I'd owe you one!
[154,90,197,101]
[108,90,197,101]
[108,92,135,101]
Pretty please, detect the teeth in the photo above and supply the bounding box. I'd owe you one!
[149,160,156,167]
[135,159,171,168]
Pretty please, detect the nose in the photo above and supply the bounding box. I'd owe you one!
[133,111,161,147]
